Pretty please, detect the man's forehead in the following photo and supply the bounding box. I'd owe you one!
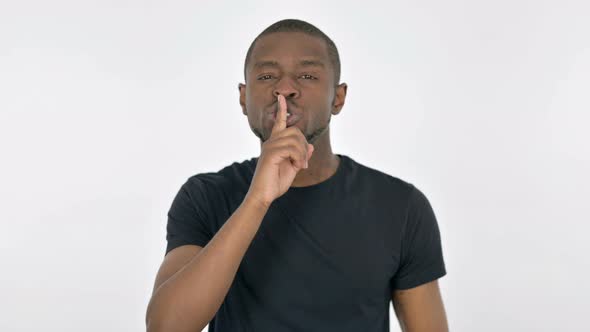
[250,32,330,61]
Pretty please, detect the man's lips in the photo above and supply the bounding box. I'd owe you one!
[269,107,302,127]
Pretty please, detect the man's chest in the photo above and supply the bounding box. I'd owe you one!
[236,201,404,314]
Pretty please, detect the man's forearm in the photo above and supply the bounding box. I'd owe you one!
[146,195,270,332]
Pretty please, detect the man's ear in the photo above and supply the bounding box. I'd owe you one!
[238,83,247,115]
[332,83,348,115]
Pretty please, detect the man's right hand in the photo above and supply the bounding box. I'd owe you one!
[246,94,314,208]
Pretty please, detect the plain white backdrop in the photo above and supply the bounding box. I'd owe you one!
[1,0,589,331]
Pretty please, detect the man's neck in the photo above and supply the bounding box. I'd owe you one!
[290,152,340,187]
[290,131,340,187]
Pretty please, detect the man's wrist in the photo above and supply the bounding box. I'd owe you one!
[243,193,272,211]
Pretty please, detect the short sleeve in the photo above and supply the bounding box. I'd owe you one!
[165,177,214,256]
[391,185,447,290]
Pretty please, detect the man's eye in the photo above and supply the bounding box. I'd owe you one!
[300,74,317,80]
[257,75,273,80]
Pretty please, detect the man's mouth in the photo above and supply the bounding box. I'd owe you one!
[271,109,301,127]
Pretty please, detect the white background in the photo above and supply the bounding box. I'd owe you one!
[1,0,589,331]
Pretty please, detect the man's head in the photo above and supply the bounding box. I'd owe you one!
[239,19,347,144]
[243,19,342,85]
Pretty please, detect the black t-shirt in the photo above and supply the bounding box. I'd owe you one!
[165,154,446,332]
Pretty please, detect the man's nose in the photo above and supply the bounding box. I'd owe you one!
[273,78,299,99]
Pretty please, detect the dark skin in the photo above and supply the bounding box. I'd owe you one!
[239,31,347,187]
[238,31,449,331]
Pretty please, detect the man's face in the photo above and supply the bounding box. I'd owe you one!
[239,32,346,144]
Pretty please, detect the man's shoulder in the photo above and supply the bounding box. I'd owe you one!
[182,156,257,193]
[346,155,415,194]
[344,156,432,220]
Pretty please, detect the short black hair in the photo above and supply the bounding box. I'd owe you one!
[243,19,341,85]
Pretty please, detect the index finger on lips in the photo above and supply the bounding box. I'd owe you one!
[270,94,287,137]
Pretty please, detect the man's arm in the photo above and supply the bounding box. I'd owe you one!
[146,94,313,331]
[145,195,270,332]
[392,280,449,332]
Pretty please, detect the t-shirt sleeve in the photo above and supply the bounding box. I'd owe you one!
[165,177,214,256]
[391,185,447,290]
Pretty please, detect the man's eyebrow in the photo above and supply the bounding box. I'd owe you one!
[298,59,326,68]
[253,60,280,69]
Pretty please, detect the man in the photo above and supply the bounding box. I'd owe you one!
[146,19,448,332]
